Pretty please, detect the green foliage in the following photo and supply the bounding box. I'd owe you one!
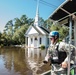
[12,24,29,44]
[1,14,69,46]
[50,23,69,40]
[59,25,69,39]
[20,15,28,24]
[0,44,4,47]
[44,19,53,30]
[40,44,45,50]
[2,14,33,46]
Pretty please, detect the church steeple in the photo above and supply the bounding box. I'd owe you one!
[34,0,40,26]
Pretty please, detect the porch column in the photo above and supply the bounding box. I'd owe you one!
[33,37,34,48]
[73,19,76,64]
[37,36,39,48]
[28,37,30,47]
[25,37,28,48]
[28,37,31,57]
[37,36,39,58]
[74,19,76,46]
[32,37,34,58]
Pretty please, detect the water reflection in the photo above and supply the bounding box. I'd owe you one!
[0,47,32,75]
[26,48,51,75]
[0,47,51,75]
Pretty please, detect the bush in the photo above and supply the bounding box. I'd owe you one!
[0,44,4,48]
[40,45,45,50]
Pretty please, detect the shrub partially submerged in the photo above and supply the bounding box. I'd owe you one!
[40,45,45,50]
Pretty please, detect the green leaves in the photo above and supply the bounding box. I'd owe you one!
[1,15,69,46]
[3,15,32,45]
[50,23,69,40]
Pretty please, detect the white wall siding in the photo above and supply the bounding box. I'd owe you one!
[46,36,49,47]
[41,36,46,46]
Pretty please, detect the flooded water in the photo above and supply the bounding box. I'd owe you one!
[0,47,51,75]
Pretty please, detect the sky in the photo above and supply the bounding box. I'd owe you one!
[0,0,64,32]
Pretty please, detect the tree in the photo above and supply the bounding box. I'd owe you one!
[50,23,69,40]
[4,20,14,34]
[39,17,45,26]
[4,20,14,45]
[20,15,28,24]
[14,18,22,30]
[44,19,53,30]
[0,32,2,45]
[12,24,29,44]
[28,18,34,25]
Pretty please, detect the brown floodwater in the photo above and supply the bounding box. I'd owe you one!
[0,47,51,75]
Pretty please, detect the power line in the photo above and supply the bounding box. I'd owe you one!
[40,0,57,8]
[58,0,63,3]
[34,0,57,9]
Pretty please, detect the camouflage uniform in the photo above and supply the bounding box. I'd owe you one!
[44,41,75,75]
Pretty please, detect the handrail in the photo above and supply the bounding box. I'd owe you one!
[40,70,51,75]
[40,64,76,75]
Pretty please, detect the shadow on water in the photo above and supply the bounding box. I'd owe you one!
[0,47,51,75]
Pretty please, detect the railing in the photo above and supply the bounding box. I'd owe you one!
[40,65,76,75]
[40,70,51,75]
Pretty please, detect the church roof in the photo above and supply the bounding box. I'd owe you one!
[25,25,50,37]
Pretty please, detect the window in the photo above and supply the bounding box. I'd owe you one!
[35,37,37,40]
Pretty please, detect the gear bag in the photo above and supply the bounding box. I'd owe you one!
[51,45,67,64]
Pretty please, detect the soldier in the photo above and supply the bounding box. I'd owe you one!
[43,31,75,75]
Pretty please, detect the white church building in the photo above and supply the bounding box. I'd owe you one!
[25,2,50,49]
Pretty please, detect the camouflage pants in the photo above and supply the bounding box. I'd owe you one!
[51,64,67,75]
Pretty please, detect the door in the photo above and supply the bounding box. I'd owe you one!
[34,37,38,48]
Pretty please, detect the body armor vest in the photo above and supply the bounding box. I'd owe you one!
[51,45,67,64]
